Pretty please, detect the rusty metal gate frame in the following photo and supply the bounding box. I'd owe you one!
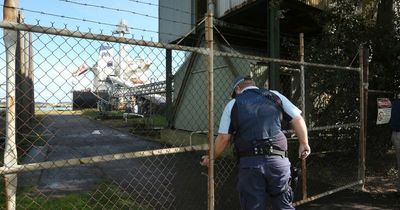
[1,19,365,210]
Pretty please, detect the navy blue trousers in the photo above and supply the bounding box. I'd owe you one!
[237,156,294,210]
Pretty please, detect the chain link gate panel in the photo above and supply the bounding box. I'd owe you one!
[0,20,364,209]
[211,50,363,208]
[0,22,211,210]
[298,64,362,201]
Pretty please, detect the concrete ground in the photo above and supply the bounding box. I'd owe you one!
[20,115,162,191]
[18,114,209,209]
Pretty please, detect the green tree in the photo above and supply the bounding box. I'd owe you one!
[295,0,400,156]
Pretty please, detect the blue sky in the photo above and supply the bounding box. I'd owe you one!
[19,0,159,39]
[0,0,182,104]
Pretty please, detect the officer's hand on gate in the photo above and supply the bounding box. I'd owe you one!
[200,155,209,167]
[299,144,311,159]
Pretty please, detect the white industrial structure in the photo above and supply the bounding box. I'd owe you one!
[72,20,165,112]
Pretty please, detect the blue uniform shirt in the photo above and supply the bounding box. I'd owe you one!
[218,86,301,134]
[391,99,400,131]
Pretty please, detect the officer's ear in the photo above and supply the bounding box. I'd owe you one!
[231,86,240,98]
[235,85,239,92]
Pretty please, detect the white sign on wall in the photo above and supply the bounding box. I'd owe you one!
[376,98,392,125]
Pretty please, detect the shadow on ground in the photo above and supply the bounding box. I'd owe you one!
[296,190,400,210]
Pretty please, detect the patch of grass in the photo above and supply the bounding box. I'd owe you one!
[34,109,82,116]
[80,108,99,119]
[145,115,168,128]
[16,193,90,210]
[81,109,126,120]
[96,114,167,129]
[0,183,146,210]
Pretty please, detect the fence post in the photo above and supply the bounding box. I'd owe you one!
[267,0,280,90]
[299,32,308,199]
[358,45,368,188]
[165,49,172,127]
[3,0,19,209]
[206,0,215,209]
[16,13,34,143]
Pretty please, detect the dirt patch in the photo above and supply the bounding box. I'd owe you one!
[296,173,400,210]
[364,173,398,194]
[297,150,399,210]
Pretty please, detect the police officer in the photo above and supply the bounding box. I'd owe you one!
[201,75,310,210]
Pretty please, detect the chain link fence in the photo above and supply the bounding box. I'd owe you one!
[0,19,364,210]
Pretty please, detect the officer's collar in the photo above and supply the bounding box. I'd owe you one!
[240,86,258,93]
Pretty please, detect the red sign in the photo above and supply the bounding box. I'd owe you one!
[377,98,392,108]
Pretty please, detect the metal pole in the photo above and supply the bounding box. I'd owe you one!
[118,33,123,78]
[165,49,172,127]
[299,32,308,199]
[358,45,365,185]
[293,180,362,206]
[267,0,280,90]
[3,0,19,209]
[206,0,214,209]
[358,45,367,188]
[0,144,210,175]
[363,47,369,187]
[28,31,34,116]
[299,33,305,116]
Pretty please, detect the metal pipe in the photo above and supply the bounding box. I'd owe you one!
[3,1,19,209]
[0,22,360,72]
[367,89,391,94]
[362,47,369,187]
[206,0,215,208]
[0,21,209,55]
[165,49,172,127]
[293,180,362,206]
[299,32,308,199]
[214,51,360,71]
[299,33,305,114]
[0,144,209,175]
[358,45,367,188]
[267,1,280,90]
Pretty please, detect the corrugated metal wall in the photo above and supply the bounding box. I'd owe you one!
[216,0,330,17]
[159,0,194,43]
[159,0,329,43]
[216,0,249,17]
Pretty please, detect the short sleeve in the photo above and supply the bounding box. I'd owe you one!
[218,99,236,134]
[270,90,302,119]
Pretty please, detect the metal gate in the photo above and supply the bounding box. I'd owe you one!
[0,10,365,210]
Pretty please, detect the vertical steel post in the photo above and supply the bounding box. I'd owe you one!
[165,49,172,127]
[358,45,366,188]
[16,12,33,138]
[27,31,34,116]
[3,0,19,209]
[206,0,214,209]
[267,0,280,90]
[299,33,308,199]
[299,33,305,117]
[358,45,368,188]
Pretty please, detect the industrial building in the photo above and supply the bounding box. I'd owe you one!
[159,0,327,132]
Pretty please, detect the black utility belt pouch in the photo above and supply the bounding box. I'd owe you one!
[238,145,288,158]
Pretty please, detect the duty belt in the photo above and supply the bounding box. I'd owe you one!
[238,146,288,158]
